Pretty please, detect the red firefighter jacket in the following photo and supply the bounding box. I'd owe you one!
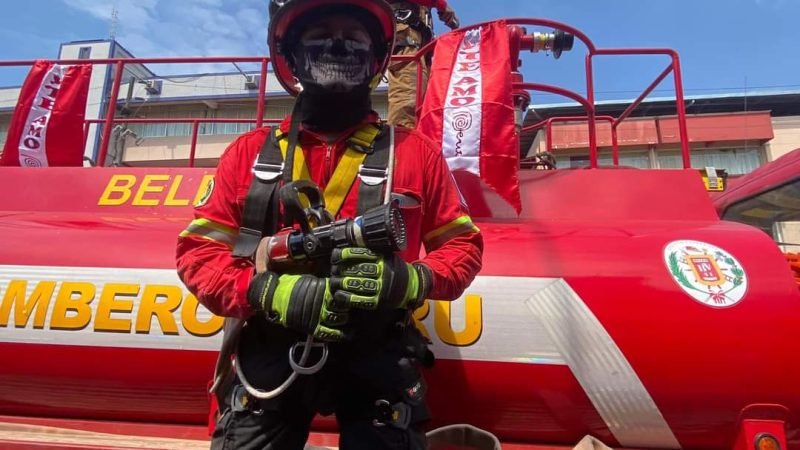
[176,113,483,319]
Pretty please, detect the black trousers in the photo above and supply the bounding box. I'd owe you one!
[210,406,426,450]
[211,316,430,450]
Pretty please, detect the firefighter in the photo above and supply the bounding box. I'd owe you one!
[175,0,482,449]
[387,0,460,128]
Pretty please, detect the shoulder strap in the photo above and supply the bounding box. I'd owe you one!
[356,125,395,215]
[232,128,283,258]
[233,124,394,257]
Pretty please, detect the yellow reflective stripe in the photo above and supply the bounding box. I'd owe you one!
[323,148,368,217]
[179,219,237,246]
[179,231,235,248]
[191,218,237,236]
[278,138,311,181]
[350,124,381,148]
[324,124,380,215]
[424,216,480,249]
[424,216,475,242]
[275,123,381,217]
[179,219,237,247]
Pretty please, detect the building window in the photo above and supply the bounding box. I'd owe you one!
[78,46,92,59]
[130,107,205,138]
[133,110,167,138]
[568,155,589,168]
[165,109,204,137]
[658,148,762,175]
[554,147,762,174]
[614,153,651,169]
[128,104,291,139]
[265,105,291,122]
[0,120,8,148]
[559,151,650,169]
[205,108,259,136]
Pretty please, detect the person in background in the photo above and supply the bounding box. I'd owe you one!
[387,0,460,128]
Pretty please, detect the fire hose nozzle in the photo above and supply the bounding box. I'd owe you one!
[267,181,408,272]
[522,29,575,59]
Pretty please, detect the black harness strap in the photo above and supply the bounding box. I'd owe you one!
[234,123,395,256]
[356,125,393,216]
[232,128,284,258]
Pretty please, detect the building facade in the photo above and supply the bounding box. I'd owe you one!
[0,39,388,167]
[0,39,798,175]
[522,91,800,175]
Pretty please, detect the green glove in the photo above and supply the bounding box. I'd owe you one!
[247,271,349,342]
[330,248,432,311]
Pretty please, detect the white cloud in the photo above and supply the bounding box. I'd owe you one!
[60,0,268,74]
[754,0,787,7]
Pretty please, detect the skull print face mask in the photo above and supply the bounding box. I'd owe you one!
[281,10,385,131]
[293,35,376,93]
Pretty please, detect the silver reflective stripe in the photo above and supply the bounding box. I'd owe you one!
[526,280,681,449]
[182,223,236,246]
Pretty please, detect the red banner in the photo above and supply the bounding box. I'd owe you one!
[1,60,92,167]
[418,20,521,214]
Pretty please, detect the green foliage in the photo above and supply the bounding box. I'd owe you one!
[668,252,705,293]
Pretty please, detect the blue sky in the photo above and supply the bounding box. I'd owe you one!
[0,0,797,103]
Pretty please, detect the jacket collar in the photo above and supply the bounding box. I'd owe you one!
[277,111,382,144]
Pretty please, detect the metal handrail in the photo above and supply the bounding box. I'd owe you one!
[588,49,689,168]
[403,18,691,169]
[0,18,693,170]
[524,116,619,165]
[0,56,270,168]
[83,118,283,167]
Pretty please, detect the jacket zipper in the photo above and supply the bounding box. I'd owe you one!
[324,141,335,182]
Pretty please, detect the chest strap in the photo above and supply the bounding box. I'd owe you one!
[357,125,395,216]
[232,128,284,258]
[232,124,396,258]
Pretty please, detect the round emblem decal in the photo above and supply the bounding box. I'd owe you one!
[194,178,215,208]
[663,240,748,308]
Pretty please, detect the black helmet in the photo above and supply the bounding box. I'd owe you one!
[267,0,395,95]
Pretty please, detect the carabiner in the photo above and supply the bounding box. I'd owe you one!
[289,339,328,375]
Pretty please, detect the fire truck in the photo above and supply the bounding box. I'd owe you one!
[0,17,798,450]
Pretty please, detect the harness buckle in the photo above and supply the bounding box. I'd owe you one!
[394,9,414,23]
[372,399,412,429]
[231,384,264,416]
[358,164,388,186]
[232,227,262,258]
[253,162,284,181]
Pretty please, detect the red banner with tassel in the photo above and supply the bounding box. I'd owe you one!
[1,60,92,167]
[418,20,521,214]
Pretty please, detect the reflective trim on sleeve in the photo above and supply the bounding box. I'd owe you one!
[179,218,238,247]
[423,215,480,249]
